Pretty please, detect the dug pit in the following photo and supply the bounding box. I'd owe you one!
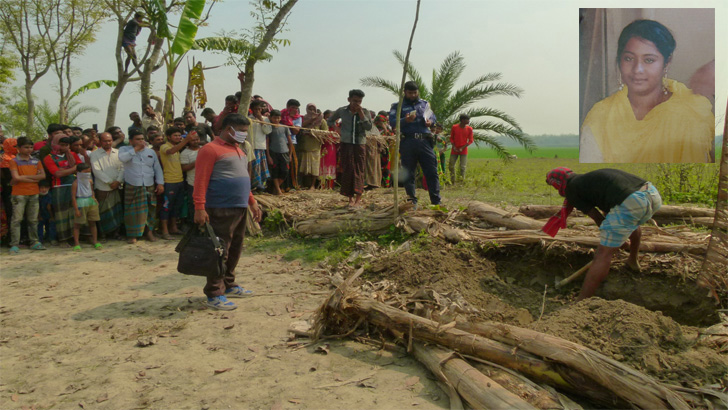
[486,244,720,327]
[362,237,727,385]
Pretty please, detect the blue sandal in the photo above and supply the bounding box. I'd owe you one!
[31,242,47,251]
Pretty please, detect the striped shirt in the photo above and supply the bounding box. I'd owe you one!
[193,137,253,210]
[9,156,44,195]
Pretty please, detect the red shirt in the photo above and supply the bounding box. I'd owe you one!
[450,124,474,155]
[33,140,48,151]
[43,152,82,187]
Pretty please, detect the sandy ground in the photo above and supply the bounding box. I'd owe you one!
[0,240,448,410]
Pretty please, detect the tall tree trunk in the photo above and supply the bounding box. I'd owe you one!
[237,0,298,116]
[105,83,126,130]
[24,80,35,137]
[140,40,164,110]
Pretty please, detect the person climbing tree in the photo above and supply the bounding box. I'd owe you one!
[122,12,147,73]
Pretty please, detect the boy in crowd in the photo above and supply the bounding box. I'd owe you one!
[184,110,214,145]
[173,117,187,136]
[122,12,146,72]
[159,127,190,238]
[71,163,102,250]
[180,131,201,224]
[8,137,47,254]
[37,180,56,245]
[265,110,292,196]
[248,100,272,192]
[43,136,82,246]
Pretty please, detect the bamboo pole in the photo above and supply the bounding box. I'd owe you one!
[519,204,715,220]
[469,361,572,409]
[325,295,623,407]
[455,321,691,410]
[699,98,728,302]
[412,341,538,410]
[324,294,694,409]
[393,0,422,221]
[466,201,544,230]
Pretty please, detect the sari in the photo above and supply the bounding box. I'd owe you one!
[580,79,714,163]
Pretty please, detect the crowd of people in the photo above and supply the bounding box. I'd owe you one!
[0,77,667,309]
[0,80,478,308]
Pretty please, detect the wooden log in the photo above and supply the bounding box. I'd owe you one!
[655,217,715,228]
[470,361,573,410]
[328,296,623,407]
[412,341,539,410]
[329,295,692,409]
[404,216,472,243]
[455,321,691,410]
[520,205,584,220]
[468,230,706,254]
[295,215,393,237]
[466,201,544,230]
[519,204,714,220]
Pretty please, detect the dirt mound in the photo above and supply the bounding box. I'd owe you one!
[361,237,727,386]
[532,298,728,385]
[363,240,534,326]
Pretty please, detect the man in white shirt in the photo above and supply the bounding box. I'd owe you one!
[90,133,125,239]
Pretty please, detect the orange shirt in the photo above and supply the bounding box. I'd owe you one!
[9,156,44,196]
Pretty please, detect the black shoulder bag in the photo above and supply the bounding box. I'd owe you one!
[175,222,226,277]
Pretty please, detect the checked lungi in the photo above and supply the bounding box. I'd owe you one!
[251,149,270,190]
[124,185,157,237]
[95,189,123,234]
[51,185,74,241]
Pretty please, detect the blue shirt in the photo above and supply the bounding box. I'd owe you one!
[118,146,164,187]
[388,98,436,136]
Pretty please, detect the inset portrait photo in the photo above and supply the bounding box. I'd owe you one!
[579,9,715,163]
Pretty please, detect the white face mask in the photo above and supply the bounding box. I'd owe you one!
[229,127,247,144]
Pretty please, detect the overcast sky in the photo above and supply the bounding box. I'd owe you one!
[13,0,728,136]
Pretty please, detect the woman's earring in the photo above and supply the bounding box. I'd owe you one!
[618,73,624,91]
[662,71,668,95]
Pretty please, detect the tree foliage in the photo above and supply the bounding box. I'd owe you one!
[192,34,271,72]
[0,86,97,140]
[0,0,106,133]
[361,50,534,160]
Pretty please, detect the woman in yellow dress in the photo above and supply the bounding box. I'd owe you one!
[580,19,714,163]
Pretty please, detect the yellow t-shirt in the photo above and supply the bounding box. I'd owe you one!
[581,79,714,163]
[159,142,184,183]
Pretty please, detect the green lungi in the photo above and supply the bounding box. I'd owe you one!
[96,189,123,234]
[124,185,157,237]
[51,185,74,241]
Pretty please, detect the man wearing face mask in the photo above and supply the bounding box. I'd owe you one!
[193,113,262,311]
[389,81,441,208]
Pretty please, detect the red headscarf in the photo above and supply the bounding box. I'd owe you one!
[0,138,18,168]
[546,167,573,197]
[543,167,574,237]
[280,107,301,127]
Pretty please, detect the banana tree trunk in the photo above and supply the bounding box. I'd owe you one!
[162,62,178,125]
[24,81,35,138]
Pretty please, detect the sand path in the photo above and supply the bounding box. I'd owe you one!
[0,240,446,409]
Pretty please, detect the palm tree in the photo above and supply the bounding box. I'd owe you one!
[361,50,534,159]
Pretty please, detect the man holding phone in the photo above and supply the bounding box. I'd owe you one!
[389,81,441,208]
